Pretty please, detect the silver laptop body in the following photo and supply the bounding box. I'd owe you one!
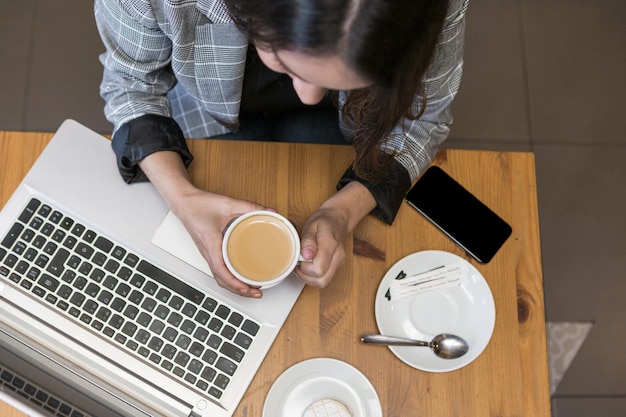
[0,120,304,417]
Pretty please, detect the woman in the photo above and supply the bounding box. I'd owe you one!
[95,0,468,298]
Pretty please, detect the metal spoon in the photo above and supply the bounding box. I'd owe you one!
[360,333,469,359]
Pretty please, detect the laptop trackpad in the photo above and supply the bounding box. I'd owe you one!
[151,211,213,277]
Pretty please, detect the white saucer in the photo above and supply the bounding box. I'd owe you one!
[262,358,382,417]
[374,250,495,372]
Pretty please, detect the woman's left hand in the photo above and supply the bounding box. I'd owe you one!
[296,207,349,287]
[295,181,377,287]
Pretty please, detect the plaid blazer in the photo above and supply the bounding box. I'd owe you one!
[95,0,467,222]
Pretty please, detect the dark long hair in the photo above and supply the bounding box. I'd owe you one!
[223,0,450,181]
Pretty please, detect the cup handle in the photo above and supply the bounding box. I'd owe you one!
[298,254,312,263]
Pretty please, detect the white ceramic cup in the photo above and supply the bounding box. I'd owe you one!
[222,210,301,288]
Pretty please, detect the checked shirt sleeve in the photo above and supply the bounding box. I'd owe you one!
[95,0,191,183]
[337,0,468,224]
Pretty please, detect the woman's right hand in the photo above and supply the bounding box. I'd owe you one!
[173,189,267,298]
[139,151,266,298]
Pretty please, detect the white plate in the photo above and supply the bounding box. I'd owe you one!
[374,250,495,372]
[263,358,382,417]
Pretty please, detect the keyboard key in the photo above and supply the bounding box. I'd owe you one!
[220,342,244,362]
[122,322,137,337]
[73,276,87,290]
[180,319,196,335]
[123,305,139,320]
[195,310,210,325]
[201,367,216,382]
[208,386,223,399]
[169,295,184,310]
[1,223,24,249]
[135,329,150,344]
[57,284,73,300]
[162,344,177,360]
[137,260,204,305]
[215,305,230,319]
[83,230,97,243]
[154,305,170,320]
[104,259,119,274]
[19,199,41,223]
[49,210,63,224]
[97,290,113,304]
[124,253,139,268]
[175,335,191,350]
[116,282,131,297]
[242,319,260,336]
[38,274,60,292]
[41,223,55,237]
[128,289,144,305]
[221,325,236,340]
[71,223,86,237]
[30,217,44,230]
[117,266,132,280]
[111,246,126,260]
[43,241,57,255]
[208,318,223,333]
[69,293,86,307]
[188,359,203,375]
[189,342,204,357]
[207,334,222,349]
[202,297,217,312]
[78,261,92,276]
[215,374,230,390]
[163,327,178,342]
[234,332,253,350]
[94,236,113,253]
[148,336,164,352]
[83,300,98,314]
[149,319,165,335]
[228,312,244,327]
[143,281,158,296]
[174,352,190,367]
[193,327,209,342]
[141,297,157,312]
[167,312,183,327]
[96,307,112,322]
[60,217,74,230]
[92,252,107,266]
[216,357,237,376]
[74,243,94,259]
[46,248,69,277]
[156,288,171,303]
[63,235,77,249]
[32,285,46,298]
[130,274,145,288]
[202,350,217,366]
[109,314,124,329]
[110,297,126,312]
[85,283,100,298]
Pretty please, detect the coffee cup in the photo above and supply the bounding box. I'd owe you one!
[222,210,302,288]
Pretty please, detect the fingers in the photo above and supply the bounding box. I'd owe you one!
[201,242,263,299]
[296,224,346,288]
[212,262,263,298]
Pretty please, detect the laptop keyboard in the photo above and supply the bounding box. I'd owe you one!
[0,198,260,401]
[1,365,92,417]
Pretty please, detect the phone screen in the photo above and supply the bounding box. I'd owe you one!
[405,166,512,263]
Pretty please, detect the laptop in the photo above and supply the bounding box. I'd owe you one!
[0,120,305,417]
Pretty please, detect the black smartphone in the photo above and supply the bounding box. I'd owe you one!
[405,166,512,263]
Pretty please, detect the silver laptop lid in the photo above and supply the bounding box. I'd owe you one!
[0,120,304,417]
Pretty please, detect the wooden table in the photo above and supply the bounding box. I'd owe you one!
[0,130,551,416]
